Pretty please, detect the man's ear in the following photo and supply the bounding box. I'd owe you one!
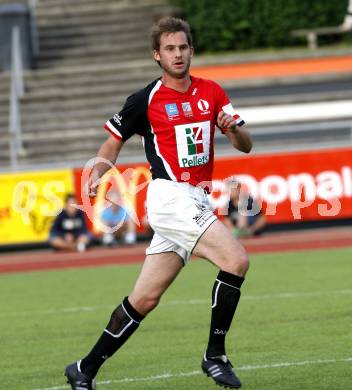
[153,50,160,62]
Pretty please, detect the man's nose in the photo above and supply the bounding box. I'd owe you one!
[175,47,182,57]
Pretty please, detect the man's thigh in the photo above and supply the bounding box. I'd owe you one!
[192,220,248,276]
[128,252,184,314]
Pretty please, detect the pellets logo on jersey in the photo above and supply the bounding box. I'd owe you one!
[197,99,210,114]
[174,121,211,168]
[181,102,193,117]
[185,127,203,155]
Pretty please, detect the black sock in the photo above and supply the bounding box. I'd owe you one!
[80,296,144,378]
[206,270,244,358]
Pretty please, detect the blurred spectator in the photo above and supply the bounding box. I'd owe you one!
[100,192,136,246]
[49,194,91,251]
[223,181,266,238]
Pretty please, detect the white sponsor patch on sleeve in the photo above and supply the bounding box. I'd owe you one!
[222,103,237,116]
[222,103,245,127]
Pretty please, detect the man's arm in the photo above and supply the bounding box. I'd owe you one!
[217,111,252,153]
[225,125,252,153]
[50,212,62,235]
[88,135,124,197]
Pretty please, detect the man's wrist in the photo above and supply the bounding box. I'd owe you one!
[229,124,239,134]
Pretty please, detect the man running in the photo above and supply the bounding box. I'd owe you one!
[65,16,252,389]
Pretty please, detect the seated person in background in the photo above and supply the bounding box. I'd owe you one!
[100,192,136,246]
[49,194,91,252]
[223,181,266,238]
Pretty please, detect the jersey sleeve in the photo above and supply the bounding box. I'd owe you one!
[213,82,245,133]
[104,90,148,142]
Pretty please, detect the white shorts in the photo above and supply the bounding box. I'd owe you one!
[145,179,218,264]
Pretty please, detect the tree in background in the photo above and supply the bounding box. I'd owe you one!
[169,0,349,52]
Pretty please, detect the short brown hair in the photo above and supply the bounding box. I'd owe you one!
[151,16,193,51]
[65,193,76,202]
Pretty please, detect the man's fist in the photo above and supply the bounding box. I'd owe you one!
[86,170,101,198]
[217,111,237,132]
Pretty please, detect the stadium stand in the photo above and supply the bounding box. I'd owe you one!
[0,0,166,168]
[0,0,351,170]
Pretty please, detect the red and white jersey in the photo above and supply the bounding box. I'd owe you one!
[104,76,244,190]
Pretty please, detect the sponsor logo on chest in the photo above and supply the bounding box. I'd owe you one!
[174,121,211,168]
[165,97,211,121]
[181,102,193,117]
[165,103,179,120]
[197,99,210,115]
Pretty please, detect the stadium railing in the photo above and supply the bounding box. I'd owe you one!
[9,24,25,170]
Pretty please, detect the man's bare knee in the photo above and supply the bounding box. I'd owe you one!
[221,249,249,277]
[141,296,160,313]
[129,294,160,316]
[237,250,250,274]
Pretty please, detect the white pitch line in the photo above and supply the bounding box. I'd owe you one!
[243,289,352,300]
[2,289,352,318]
[32,357,352,390]
[239,357,352,370]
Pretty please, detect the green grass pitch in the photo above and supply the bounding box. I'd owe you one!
[1,247,351,390]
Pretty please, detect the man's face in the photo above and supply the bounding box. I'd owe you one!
[153,31,193,79]
[65,197,77,216]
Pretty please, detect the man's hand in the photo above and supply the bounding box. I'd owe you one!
[217,111,252,153]
[85,135,124,198]
[217,111,238,132]
[87,169,101,198]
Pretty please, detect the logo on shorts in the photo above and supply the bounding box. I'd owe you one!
[193,203,213,227]
[174,121,210,168]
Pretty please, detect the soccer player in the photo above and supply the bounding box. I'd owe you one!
[65,17,252,389]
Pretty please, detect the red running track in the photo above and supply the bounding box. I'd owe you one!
[0,227,351,274]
